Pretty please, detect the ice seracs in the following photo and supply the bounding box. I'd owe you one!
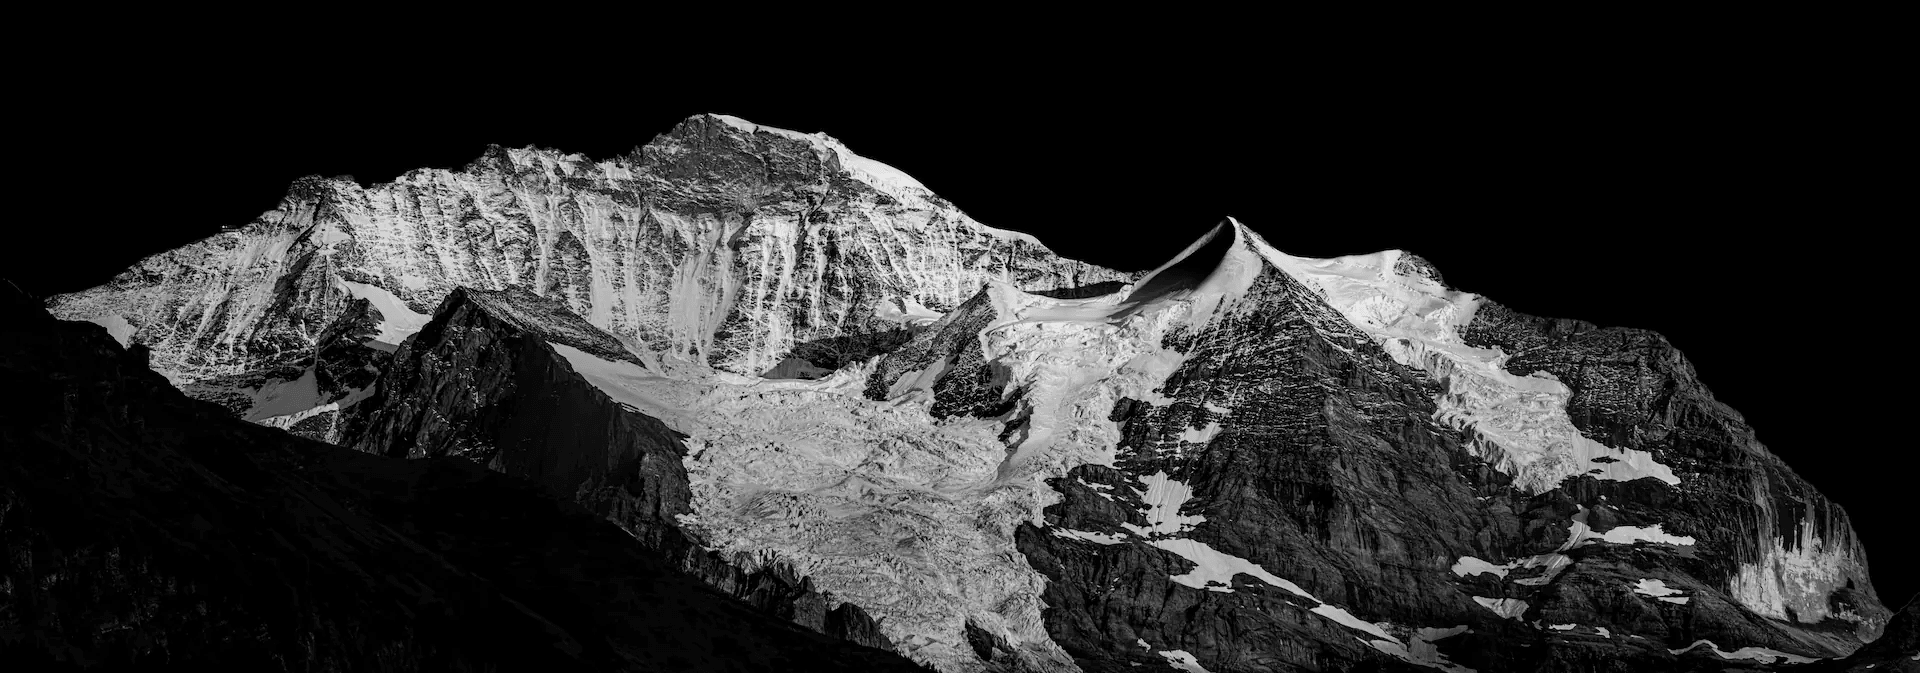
[628,350,1080,673]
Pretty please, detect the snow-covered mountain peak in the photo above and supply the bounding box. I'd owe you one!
[47,114,1126,386]
[698,113,1042,246]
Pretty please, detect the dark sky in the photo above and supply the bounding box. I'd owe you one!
[12,28,1908,606]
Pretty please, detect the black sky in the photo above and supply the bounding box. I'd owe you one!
[11,23,1909,606]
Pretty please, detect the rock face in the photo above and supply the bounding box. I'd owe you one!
[338,285,692,544]
[0,284,928,671]
[1462,301,1885,637]
[45,114,1124,392]
[37,114,1906,672]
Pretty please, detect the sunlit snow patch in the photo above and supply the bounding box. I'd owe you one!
[87,314,136,347]
[1452,556,1511,578]
[1632,578,1690,605]
[1669,639,1817,664]
[1558,506,1695,549]
[342,280,431,348]
[549,343,680,421]
[1158,649,1213,673]
[1309,604,1393,640]
[1068,464,1406,647]
[1466,508,1694,591]
[1151,538,1297,594]
[1579,523,1696,547]
[1052,528,1126,545]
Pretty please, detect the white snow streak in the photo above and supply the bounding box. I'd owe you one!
[1157,649,1213,672]
[88,314,136,347]
[342,280,431,347]
[1669,639,1817,664]
[1632,578,1690,605]
[1051,528,1126,545]
[1451,556,1510,578]
[1150,538,1301,595]
[549,343,678,420]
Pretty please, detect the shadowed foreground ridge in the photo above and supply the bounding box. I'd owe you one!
[0,281,926,671]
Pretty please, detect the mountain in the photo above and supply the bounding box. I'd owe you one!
[33,114,1910,672]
